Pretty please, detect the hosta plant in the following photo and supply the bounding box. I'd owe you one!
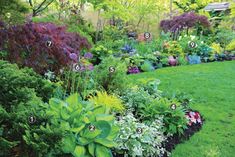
[44,93,119,157]
[114,112,166,157]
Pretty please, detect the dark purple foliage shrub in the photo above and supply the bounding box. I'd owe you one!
[0,21,91,74]
[160,12,210,33]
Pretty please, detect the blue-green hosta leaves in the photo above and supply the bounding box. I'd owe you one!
[95,144,113,157]
[73,146,86,157]
[81,126,102,139]
[88,143,95,156]
[106,125,119,141]
[71,125,85,133]
[96,114,114,122]
[95,120,112,139]
[62,134,76,153]
[45,93,119,157]
[77,137,93,146]
[94,139,116,147]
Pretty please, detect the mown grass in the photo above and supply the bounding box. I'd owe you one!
[129,61,235,157]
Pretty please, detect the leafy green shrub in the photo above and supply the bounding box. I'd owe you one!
[0,60,55,105]
[89,91,125,113]
[215,28,235,49]
[121,86,188,135]
[33,14,95,45]
[140,60,155,72]
[44,93,119,157]
[0,0,29,24]
[91,45,113,65]
[0,60,58,156]
[163,41,184,57]
[102,26,126,42]
[140,97,188,135]
[114,112,166,157]
[93,56,128,93]
[177,56,188,65]
[226,40,235,51]
[121,87,155,113]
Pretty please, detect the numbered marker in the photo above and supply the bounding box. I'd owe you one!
[109,66,115,73]
[189,41,197,48]
[171,104,177,110]
[28,115,36,124]
[73,64,81,72]
[144,32,151,39]
[46,40,53,48]
[136,127,143,134]
[88,124,96,132]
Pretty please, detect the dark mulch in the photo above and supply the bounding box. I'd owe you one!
[162,122,203,157]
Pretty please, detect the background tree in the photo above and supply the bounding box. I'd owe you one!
[0,0,29,24]
[173,0,213,13]
[28,0,55,16]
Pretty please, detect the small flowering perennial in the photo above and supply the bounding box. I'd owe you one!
[114,112,166,157]
[185,111,202,126]
[128,66,140,74]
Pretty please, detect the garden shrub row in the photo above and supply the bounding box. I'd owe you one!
[0,58,203,157]
[2,10,234,156]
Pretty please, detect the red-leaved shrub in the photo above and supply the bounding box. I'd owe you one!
[160,12,210,33]
[0,21,91,74]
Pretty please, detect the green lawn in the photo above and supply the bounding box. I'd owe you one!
[129,61,235,157]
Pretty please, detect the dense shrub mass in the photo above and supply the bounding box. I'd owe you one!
[93,56,128,93]
[160,12,210,33]
[0,60,58,156]
[2,0,234,156]
[0,22,91,74]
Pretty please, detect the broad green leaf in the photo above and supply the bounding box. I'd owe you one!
[81,126,102,139]
[33,133,40,141]
[95,144,113,157]
[49,98,63,110]
[66,93,81,109]
[93,106,106,114]
[71,125,85,133]
[95,121,111,138]
[60,121,70,131]
[106,125,119,140]
[96,114,114,122]
[73,146,86,157]
[94,138,116,148]
[77,137,92,145]
[88,143,96,156]
[60,106,70,120]
[83,116,90,123]
[62,134,76,153]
